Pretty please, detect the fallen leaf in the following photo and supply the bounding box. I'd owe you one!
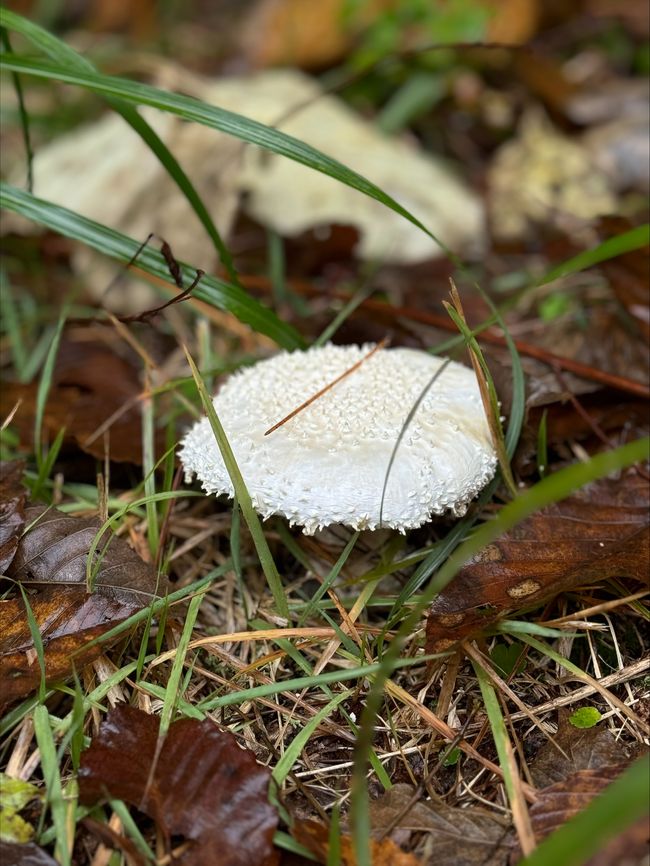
[0,840,58,866]
[0,334,157,464]
[514,760,649,864]
[293,818,422,866]
[0,462,27,574]
[426,472,649,651]
[367,784,511,866]
[0,505,162,705]
[78,705,278,866]
[530,710,632,789]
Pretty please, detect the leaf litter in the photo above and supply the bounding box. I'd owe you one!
[0,501,163,705]
[78,705,279,866]
[1,3,649,865]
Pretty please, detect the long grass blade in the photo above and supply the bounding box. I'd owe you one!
[0,48,445,251]
[0,182,302,349]
[0,8,240,284]
[184,347,290,620]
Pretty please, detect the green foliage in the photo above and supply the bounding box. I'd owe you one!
[0,773,42,843]
[569,707,602,729]
[490,642,526,678]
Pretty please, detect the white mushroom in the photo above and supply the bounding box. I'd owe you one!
[179,344,497,534]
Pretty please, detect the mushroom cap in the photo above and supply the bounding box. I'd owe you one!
[180,344,497,534]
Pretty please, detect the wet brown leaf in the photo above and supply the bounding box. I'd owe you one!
[530,710,633,788]
[0,840,58,866]
[0,461,27,574]
[78,705,278,866]
[0,505,162,705]
[293,818,422,866]
[426,473,649,651]
[0,335,155,464]
[367,784,511,866]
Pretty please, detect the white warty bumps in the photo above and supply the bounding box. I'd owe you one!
[180,343,497,534]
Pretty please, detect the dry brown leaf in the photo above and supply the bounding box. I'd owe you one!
[426,473,649,652]
[530,710,634,789]
[0,461,27,574]
[0,335,157,464]
[293,818,422,866]
[368,784,511,866]
[78,706,279,866]
[512,757,648,862]
[0,505,162,705]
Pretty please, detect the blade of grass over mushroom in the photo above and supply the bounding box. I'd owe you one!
[0,183,303,349]
[0,8,240,285]
[350,436,649,866]
[184,347,290,620]
[0,54,445,249]
[379,359,451,528]
[445,293,516,496]
[472,654,535,855]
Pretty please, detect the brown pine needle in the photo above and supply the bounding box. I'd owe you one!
[264,337,390,436]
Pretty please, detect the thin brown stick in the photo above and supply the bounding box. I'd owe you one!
[240,275,650,399]
[264,337,390,436]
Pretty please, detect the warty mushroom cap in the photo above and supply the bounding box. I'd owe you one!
[179,343,497,534]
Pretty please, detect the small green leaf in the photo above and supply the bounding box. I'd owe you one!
[490,642,525,678]
[442,746,461,767]
[569,707,602,729]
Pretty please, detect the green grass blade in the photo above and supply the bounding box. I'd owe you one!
[0,7,240,284]
[0,50,446,252]
[159,587,206,736]
[520,755,649,866]
[272,690,350,786]
[18,584,47,703]
[473,656,533,851]
[0,26,33,191]
[0,182,302,349]
[538,224,650,286]
[33,304,66,473]
[184,347,290,620]
[33,705,70,865]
